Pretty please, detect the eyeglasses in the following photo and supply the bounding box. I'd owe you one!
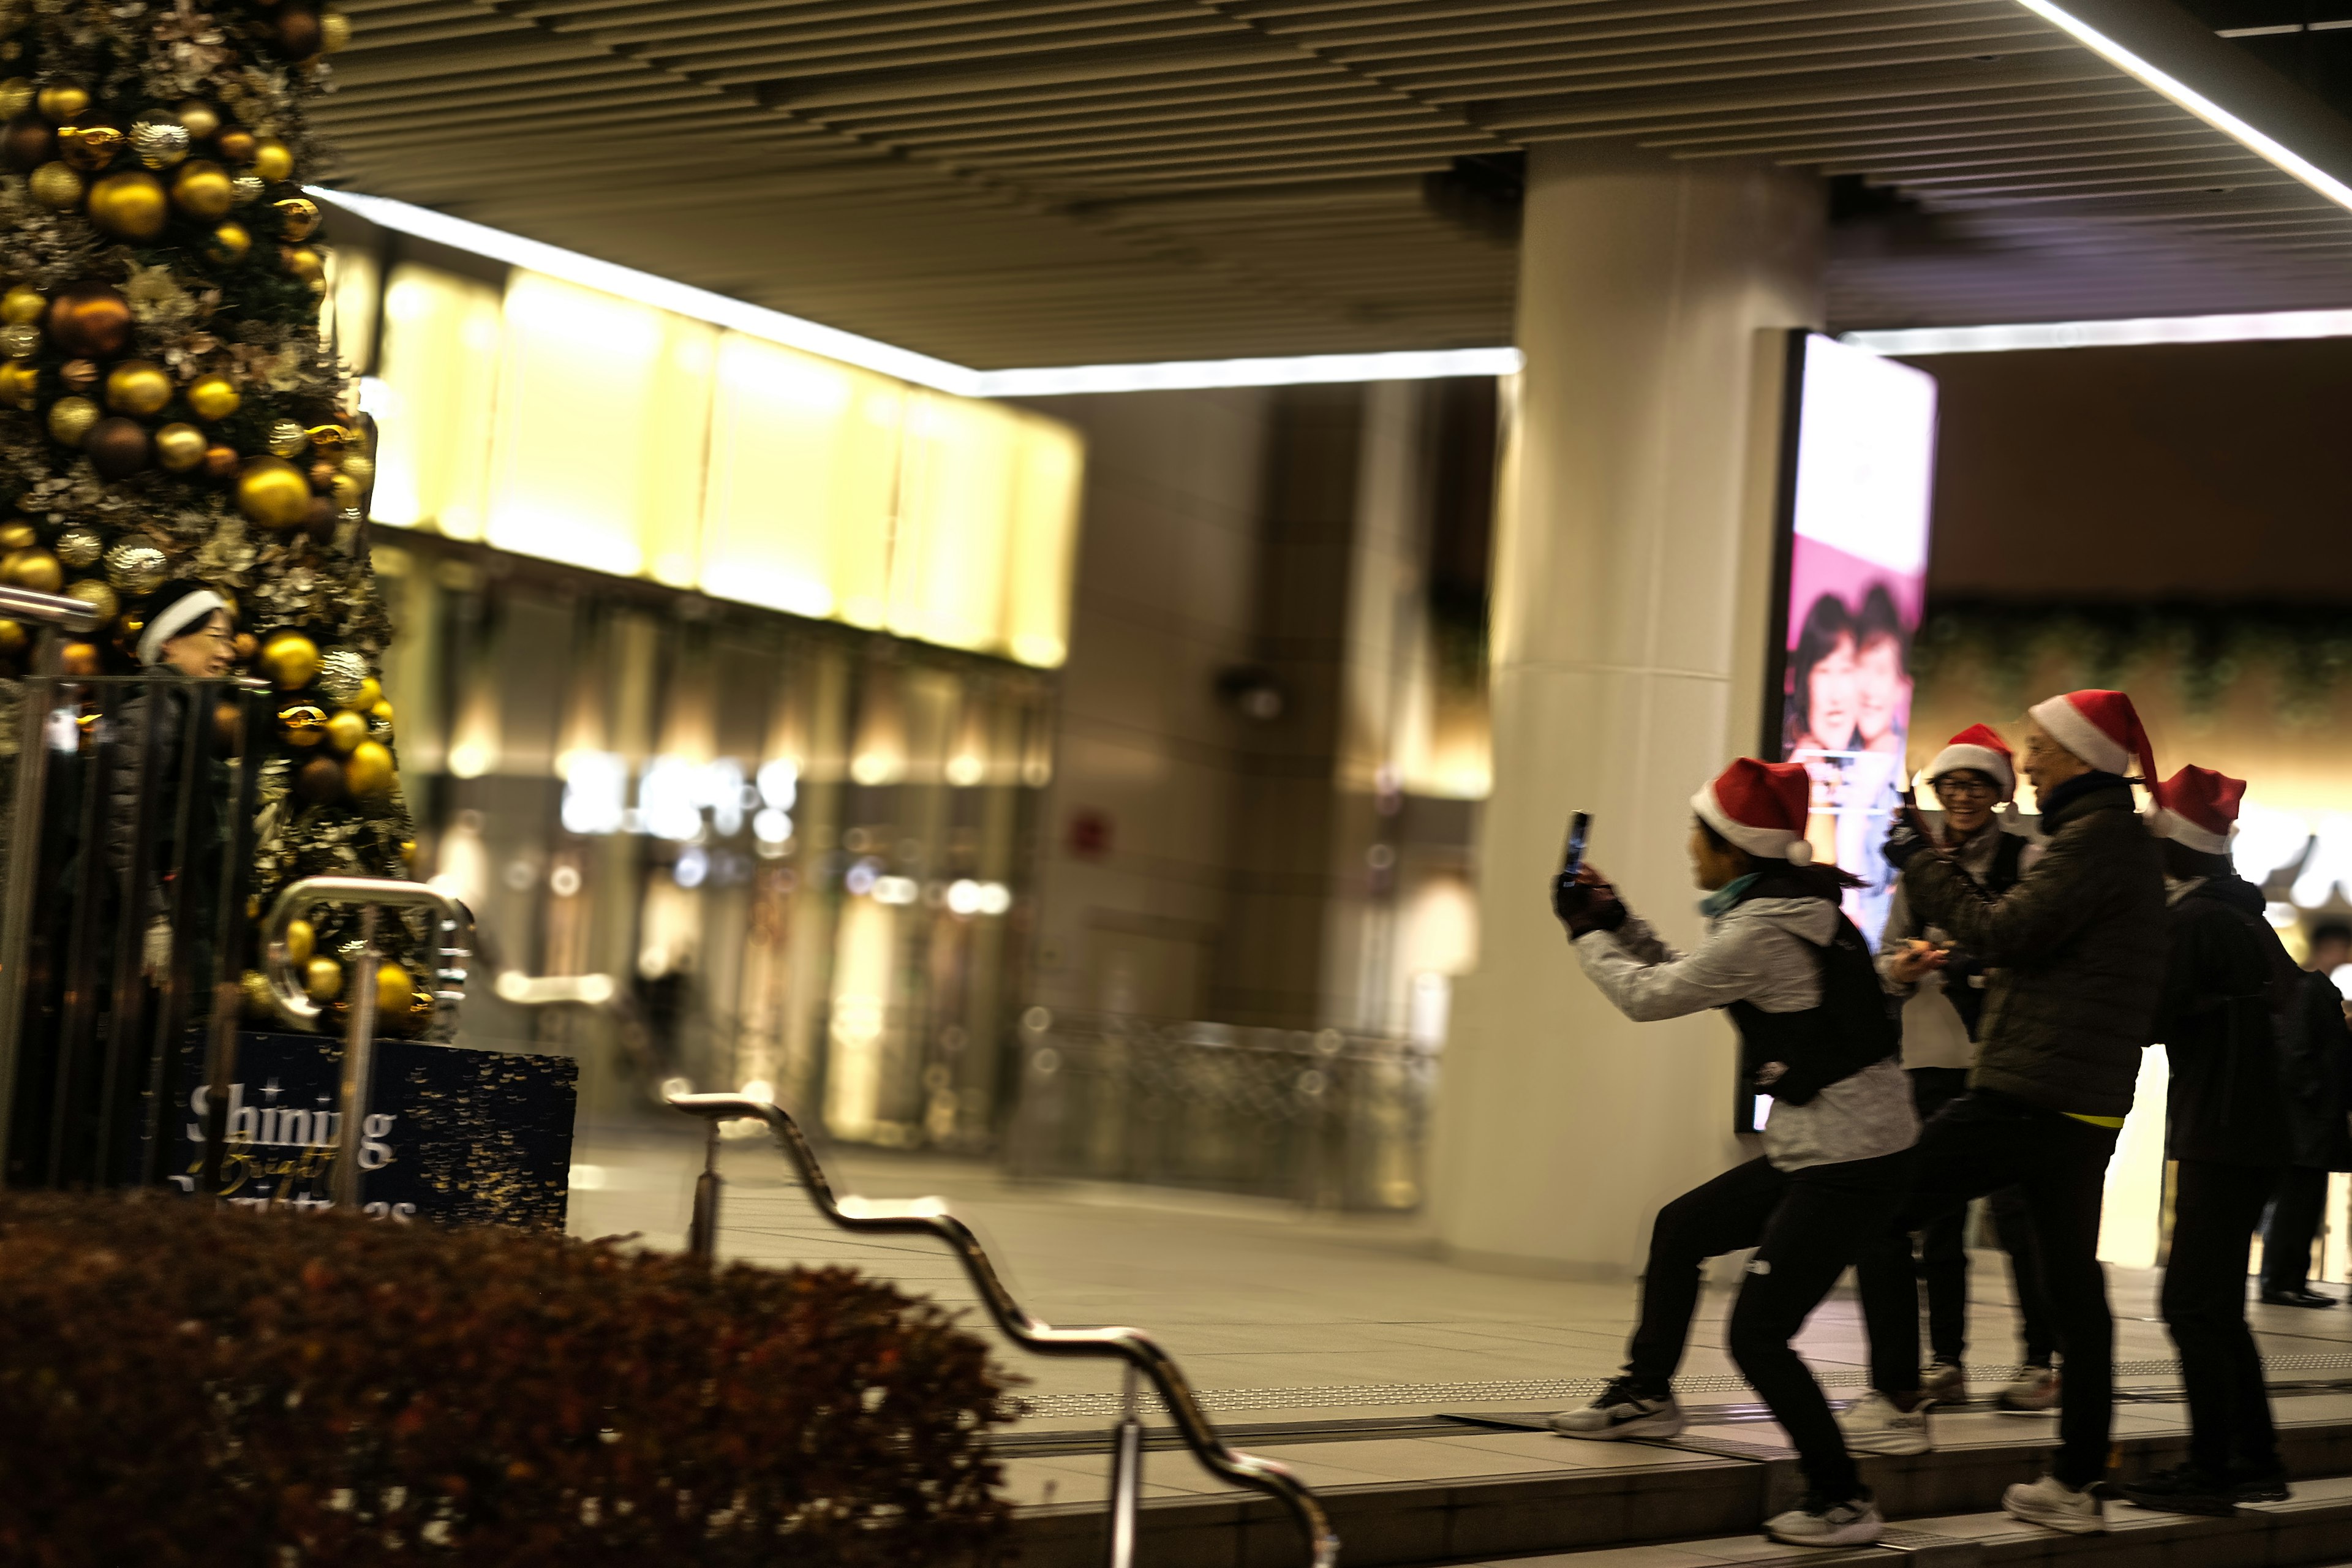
[1932,777,1998,800]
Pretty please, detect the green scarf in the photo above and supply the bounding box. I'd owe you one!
[1699,872,1760,920]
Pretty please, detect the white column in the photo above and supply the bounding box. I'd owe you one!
[1431,147,1825,1275]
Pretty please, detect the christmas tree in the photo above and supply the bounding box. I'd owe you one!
[0,0,430,1031]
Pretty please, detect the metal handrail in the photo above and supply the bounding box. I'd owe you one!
[260,875,475,1032]
[0,583,102,631]
[666,1091,1340,1568]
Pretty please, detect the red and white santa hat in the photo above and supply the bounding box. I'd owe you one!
[2146,764,2245,854]
[1692,757,1814,865]
[1924,723,2015,798]
[2025,688,2157,783]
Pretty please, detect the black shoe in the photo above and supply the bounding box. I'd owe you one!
[2117,1465,2237,1518]
[2257,1288,2337,1308]
[2231,1466,2290,1504]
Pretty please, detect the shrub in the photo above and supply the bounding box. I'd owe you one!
[0,1194,1015,1566]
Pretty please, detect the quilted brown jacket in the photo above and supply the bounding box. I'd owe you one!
[1899,776,2166,1119]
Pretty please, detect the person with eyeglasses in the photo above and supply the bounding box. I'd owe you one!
[1869,726,2062,1416]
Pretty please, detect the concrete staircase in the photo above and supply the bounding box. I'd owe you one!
[1005,1381,2352,1567]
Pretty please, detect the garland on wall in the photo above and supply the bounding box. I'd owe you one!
[1913,600,2352,729]
[0,0,431,1032]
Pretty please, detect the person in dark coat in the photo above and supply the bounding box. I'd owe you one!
[108,581,236,976]
[1851,689,2169,1537]
[2117,767,2295,1517]
[2263,920,2352,1307]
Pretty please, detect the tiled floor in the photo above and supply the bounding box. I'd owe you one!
[565,1117,2352,1451]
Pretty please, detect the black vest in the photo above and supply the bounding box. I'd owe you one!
[1724,894,1901,1106]
[1944,831,2027,1041]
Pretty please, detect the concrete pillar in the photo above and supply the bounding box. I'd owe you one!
[1431,147,1825,1275]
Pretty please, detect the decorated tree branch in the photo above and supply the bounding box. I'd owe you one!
[0,0,431,1032]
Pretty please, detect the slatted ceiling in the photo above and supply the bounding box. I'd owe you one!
[317,0,2352,365]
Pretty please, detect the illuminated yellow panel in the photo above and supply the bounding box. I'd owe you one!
[322,246,379,375]
[370,264,500,540]
[891,391,1018,653]
[486,273,714,580]
[700,333,901,623]
[1003,412,1084,667]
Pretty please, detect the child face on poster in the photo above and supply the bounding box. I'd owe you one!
[1855,631,1910,753]
[1803,631,1858,755]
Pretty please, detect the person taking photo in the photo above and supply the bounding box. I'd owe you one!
[1549,758,1917,1549]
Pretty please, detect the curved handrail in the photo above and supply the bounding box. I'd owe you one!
[260,875,475,1032]
[0,582,102,631]
[666,1091,1340,1567]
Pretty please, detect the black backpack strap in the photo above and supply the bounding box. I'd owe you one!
[1986,831,2028,895]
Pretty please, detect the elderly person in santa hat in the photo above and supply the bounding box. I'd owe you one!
[1548,756,1918,1550]
[1870,724,2060,1415]
[2114,765,2296,1517]
[1850,689,2168,1536]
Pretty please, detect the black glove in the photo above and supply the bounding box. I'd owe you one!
[1551,872,1627,938]
[1883,813,1930,869]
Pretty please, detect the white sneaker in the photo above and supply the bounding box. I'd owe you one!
[1997,1366,2060,1412]
[1836,1390,1932,1455]
[1921,1359,1967,1404]
[1765,1493,1884,1547]
[1548,1376,1684,1440]
[2003,1474,2105,1534]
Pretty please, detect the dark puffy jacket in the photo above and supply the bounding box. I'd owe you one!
[1900,775,2166,1118]
[2277,968,2352,1171]
[2154,873,2291,1166]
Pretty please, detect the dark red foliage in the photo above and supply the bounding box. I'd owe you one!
[0,1193,1016,1566]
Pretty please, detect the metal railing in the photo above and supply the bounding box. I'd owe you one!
[1004,1009,1438,1210]
[668,1091,1340,1568]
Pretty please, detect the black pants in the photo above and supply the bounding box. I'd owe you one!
[1856,1090,2119,1488]
[2263,1166,2329,1296]
[1907,1068,2059,1366]
[2163,1159,2280,1478]
[1626,1150,1913,1502]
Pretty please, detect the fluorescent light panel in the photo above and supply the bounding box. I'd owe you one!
[315,187,1521,397]
[1847,308,2352,354]
[2015,0,2352,213]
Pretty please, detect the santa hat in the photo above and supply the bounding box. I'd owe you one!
[1924,723,2015,799]
[1692,757,1814,866]
[2025,688,2157,782]
[2147,764,2245,854]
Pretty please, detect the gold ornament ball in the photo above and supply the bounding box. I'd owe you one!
[87,170,168,242]
[302,956,342,1003]
[273,195,320,240]
[154,422,206,472]
[2,547,59,594]
[266,417,307,457]
[278,701,327,747]
[203,443,238,479]
[0,320,39,358]
[216,126,255,164]
[176,100,220,141]
[236,456,311,529]
[0,521,31,550]
[54,528,101,568]
[0,361,36,409]
[0,283,42,323]
[325,709,367,753]
[62,577,116,622]
[130,118,188,170]
[58,124,123,173]
[345,739,394,799]
[284,918,315,967]
[356,677,384,710]
[104,359,172,417]
[251,140,293,183]
[204,221,251,265]
[28,160,80,208]
[46,394,99,445]
[239,969,274,1019]
[369,696,394,728]
[232,631,257,662]
[315,646,369,706]
[0,79,29,119]
[330,473,362,510]
[375,963,413,1017]
[321,10,352,51]
[0,618,21,655]
[186,374,240,421]
[260,630,320,690]
[102,540,167,596]
[170,158,232,219]
[282,245,323,284]
[35,84,89,121]
[59,642,99,677]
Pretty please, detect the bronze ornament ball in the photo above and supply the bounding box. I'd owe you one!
[0,79,29,119]
[277,7,323,59]
[0,284,40,323]
[103,360,172,417]
[345,740,394,799]
[58,123,124,173]
[55,527,102,568]
[45,394,99,445]
[85,416,152,479]
[251,139,293,183]
[232,630,257,662]
[46,281,133,357]
[325,709,367,753]
[130,118,188,169]
[260,629,320,689]
[279,701,327,747]
[102,540,167,596]
[2,113,51,172]
[203,443,238,478]
[302,496,336,537]
[2,547,61,593]
[35,83,90,121]
[170,159,232,219]
[27,160,78,208]
[237,456,311,529]
[59,641,99,677]
[58,358,97,391]
[273,195,320,240]
[205,221,251,265]
[176,100,220,141]
[186,373,240,420]
[154,422,207,472]
[306,458,334,488]
[88,170,168,241]
[215,126,255,164]
[62,578,116,622]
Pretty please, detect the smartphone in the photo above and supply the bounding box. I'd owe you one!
[1560,810,1592,880]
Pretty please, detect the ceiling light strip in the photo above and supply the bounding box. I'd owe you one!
[2016,0,2352,213]
[1845,308,2352,355]
[315,187,1521,397]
